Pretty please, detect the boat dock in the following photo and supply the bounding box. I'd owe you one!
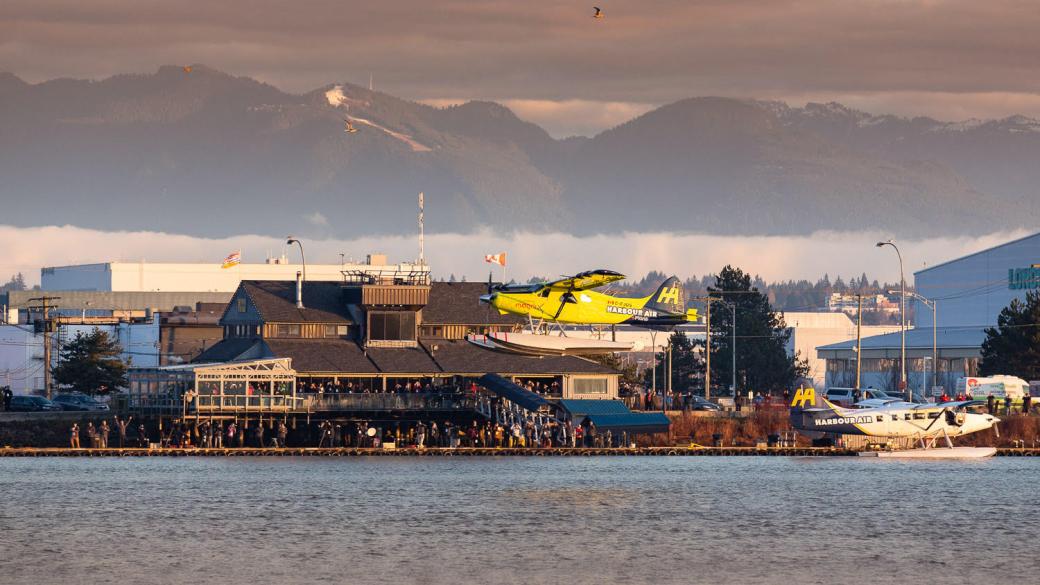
[2,446,1039,457]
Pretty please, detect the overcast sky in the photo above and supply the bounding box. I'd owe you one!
[3,1,1040,136]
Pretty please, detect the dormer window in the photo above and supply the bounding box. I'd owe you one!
[276,324,301,337]
[369,311,416,342]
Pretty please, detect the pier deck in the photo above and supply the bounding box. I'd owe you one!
[2,446,1039,457]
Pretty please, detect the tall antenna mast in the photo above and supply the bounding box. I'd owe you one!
[369,73,373,91]
[418,192,425,265]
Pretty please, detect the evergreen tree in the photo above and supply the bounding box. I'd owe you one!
[980,291,1040,379]
[643,331,703,393]
[1,272,26,292]
[51,330,128,396]
[708,265,808,395]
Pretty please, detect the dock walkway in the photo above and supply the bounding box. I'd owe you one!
[2,446,1039,457]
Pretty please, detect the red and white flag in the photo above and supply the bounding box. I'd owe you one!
[484,252,506,267]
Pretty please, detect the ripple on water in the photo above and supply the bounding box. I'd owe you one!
[0,457,1038,585]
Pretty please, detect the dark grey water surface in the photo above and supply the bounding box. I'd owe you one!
[1,457,1037,585]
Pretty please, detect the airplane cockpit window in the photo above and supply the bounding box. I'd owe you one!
[500,284,542,294]
[539,288,551,297]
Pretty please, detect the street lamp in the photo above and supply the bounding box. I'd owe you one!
[899,290,938,396]
[876,240,907,401]
[286,236,306,281]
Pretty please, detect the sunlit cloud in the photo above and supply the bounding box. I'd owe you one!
[0,225,1031,288]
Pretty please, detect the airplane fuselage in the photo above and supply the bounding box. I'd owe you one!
[789,390,999,440]
[487,287,691,327]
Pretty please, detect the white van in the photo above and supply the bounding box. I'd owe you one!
[957,376,1030,401]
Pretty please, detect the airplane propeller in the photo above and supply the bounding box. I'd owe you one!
[924,406,956,433]
[553,282,577,321]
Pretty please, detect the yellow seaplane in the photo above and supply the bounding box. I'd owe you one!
[472,270,699,356]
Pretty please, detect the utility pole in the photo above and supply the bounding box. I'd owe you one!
[704,300,711,400]
[730,302,737,398]
[666,337,672,413]
[29,296,61,399]
[855,294,863,391]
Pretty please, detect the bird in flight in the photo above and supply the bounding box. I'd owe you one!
[183,65,192,73]
[593,7,603,19]
[343,119,358,133]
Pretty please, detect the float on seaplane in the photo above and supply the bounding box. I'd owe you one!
[469,270,699,356]
[788,387,1001,458]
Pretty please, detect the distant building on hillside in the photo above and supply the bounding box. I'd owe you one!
[826,293,899,315]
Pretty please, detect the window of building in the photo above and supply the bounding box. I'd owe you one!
[369,312,416,341]
[237,298,247,313]
[324,324,348,338]
[573,378,608,395]
[276,324,301,337]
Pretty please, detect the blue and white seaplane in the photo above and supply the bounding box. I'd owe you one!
[789,388,1001,458]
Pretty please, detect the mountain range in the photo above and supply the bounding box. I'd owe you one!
[1,65,1038,238]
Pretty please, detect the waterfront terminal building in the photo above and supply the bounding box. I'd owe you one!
[128,269,670,437]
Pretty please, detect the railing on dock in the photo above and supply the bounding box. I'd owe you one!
[302,392,478,412]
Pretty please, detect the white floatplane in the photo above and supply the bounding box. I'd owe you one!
[789,387,1000,458]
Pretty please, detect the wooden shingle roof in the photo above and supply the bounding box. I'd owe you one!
[423,282,524,325]
[241,280,353,324]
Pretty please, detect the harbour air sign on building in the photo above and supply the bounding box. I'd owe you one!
[1008,266,1040,290]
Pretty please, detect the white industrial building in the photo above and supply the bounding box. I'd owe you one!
[783,312,900,388]
[41,255,427,293]
[0,319,159,395]
[818,232,1040,394]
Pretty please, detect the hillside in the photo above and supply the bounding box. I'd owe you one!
[0,66,1036,237]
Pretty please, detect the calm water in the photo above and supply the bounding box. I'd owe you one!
[1,456,1037,585]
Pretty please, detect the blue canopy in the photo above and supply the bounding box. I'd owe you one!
[478,374,550,412]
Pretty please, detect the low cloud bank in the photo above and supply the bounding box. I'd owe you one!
[0,225,1030,287]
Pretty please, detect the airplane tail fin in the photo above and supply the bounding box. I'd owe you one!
[788,386,847,426]
[644,276,687,315]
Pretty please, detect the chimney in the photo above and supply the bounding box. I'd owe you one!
[295,271,304,309]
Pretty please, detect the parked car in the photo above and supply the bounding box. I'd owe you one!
[8,395,63,412]
[52,393,110,411]
[688,396,722,411]
[825,387,924,407]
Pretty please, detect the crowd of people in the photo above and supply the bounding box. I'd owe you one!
[68,416,144,448]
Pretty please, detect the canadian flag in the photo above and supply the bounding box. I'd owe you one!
[484,252,507,266]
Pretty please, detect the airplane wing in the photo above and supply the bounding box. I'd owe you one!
[546,269,626,291]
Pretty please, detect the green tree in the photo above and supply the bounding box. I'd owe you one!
[589,351,641,386]
[980,291,1040,379]
[708,265,808,395]
[52,330,128,396]
[643,331,703,393]
[1,272,26,292]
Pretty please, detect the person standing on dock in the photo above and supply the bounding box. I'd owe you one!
[86,422,97,448]
[69,423,80,449]
[137,423,148,448]
[114,416,132,448]
[98,420,110,449]
[275,422,287,447]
